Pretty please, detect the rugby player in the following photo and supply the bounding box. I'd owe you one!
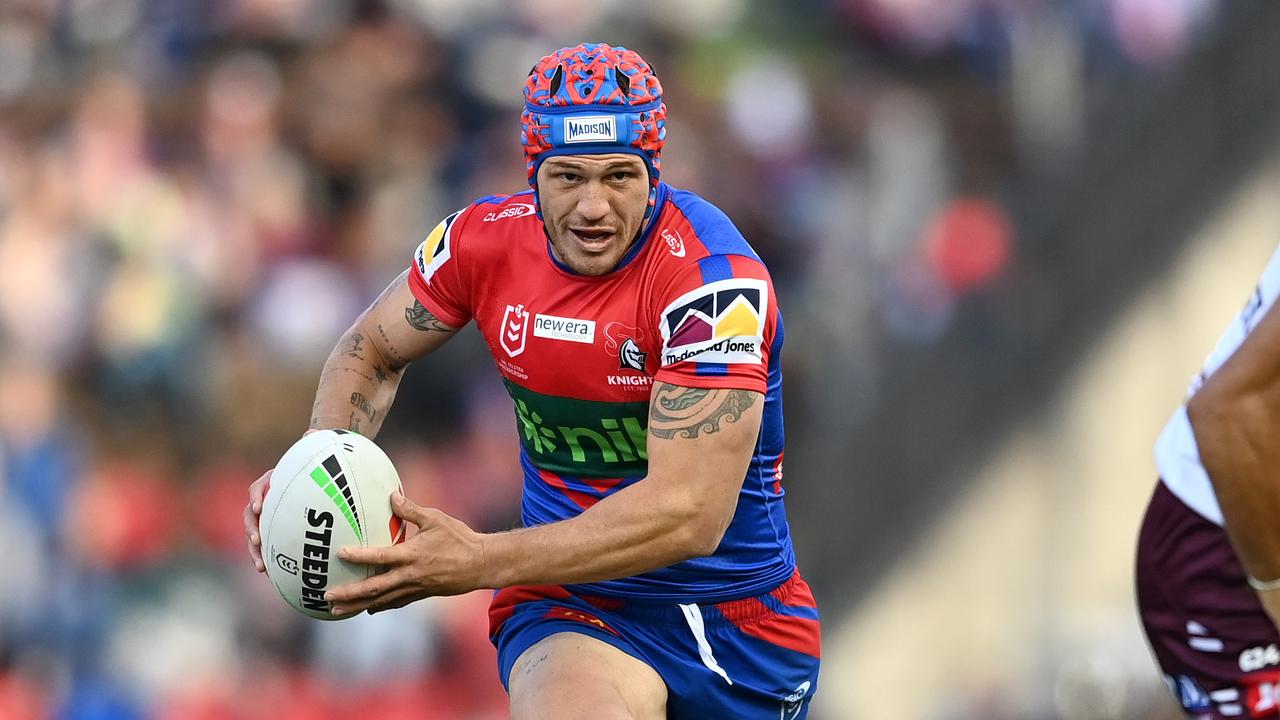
[1139,245,1280,718]
[243,43,820,719]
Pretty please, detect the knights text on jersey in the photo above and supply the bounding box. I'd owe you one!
[406,183,796,603]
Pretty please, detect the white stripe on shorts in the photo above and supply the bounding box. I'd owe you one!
[679,603,733,686]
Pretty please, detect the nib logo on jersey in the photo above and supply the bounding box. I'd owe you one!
[660,278,768,366]
[505,380,650,477]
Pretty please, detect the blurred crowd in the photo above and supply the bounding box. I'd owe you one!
[0,0,1221,717]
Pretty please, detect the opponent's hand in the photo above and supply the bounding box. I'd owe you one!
[325,494,487,616]
[244,468,272,573]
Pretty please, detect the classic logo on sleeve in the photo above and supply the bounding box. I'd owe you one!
[659,278,768,366]
[483,203,535,222]
[413,210,461,283]
[661,228,686,258]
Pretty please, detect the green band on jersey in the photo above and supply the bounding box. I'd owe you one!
[504,380,649,477]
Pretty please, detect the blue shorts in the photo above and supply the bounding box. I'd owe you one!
[488,570,821,719]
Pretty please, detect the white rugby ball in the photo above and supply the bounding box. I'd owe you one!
[259,430,406,620]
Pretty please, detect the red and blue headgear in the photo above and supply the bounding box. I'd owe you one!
[522,43,666,220]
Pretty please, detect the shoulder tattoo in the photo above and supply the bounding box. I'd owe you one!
[649,382,758,440]
[405,300,453,333]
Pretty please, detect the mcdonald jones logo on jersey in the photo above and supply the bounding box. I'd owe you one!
[659,278,767,367]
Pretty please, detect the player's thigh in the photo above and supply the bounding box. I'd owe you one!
[508,631,667,720]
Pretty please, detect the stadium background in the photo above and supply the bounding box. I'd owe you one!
[0,0,1276,717]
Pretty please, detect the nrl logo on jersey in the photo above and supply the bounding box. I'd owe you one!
[501,304,530,357]
[483,203,535,222]
[659,278,768,367]
[414,210,461,283]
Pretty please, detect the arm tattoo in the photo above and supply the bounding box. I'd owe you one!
[405,300,453,333]
[333,366,375,383]
[648,383,758,440]
[375,323,407,365]
[347,412,362,434]
[343,331,367,360]
[350,392,376,422]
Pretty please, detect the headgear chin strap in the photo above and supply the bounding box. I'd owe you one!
[521,43,666,220]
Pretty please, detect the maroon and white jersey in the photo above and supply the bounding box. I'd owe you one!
[1155,244,1280,525]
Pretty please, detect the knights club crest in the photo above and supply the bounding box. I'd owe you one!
[500,304,530,357]
[604,322,647,372]
[618,338,646,372]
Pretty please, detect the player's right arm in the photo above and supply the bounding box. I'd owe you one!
[243,267,461,572]
[307,268,459,437]
[1189,298,1280,627]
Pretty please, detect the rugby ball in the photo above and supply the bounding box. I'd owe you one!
[259,430,406,620]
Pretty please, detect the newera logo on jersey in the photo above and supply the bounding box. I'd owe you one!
[533,313,595,344]
[659,278,768,367]
[564,115,617,144]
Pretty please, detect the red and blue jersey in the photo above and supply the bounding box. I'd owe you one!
[407,183,795,603]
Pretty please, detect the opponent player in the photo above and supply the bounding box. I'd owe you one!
[243,43,819,718]
[1139,244,1280,718]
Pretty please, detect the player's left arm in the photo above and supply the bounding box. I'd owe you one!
[325,381,762,614]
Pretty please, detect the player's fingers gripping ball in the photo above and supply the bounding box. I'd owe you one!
[258,430,407,620]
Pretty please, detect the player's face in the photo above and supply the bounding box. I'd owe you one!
[538,154,649,277]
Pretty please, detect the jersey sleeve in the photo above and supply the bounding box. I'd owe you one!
[652,254,778,394]
[406,208,472,327]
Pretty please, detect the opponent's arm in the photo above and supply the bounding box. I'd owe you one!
[244,269,459,571]
[1189,298,1280,625]
[326,381,762,611]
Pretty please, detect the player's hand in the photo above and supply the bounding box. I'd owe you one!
[325,494,487,616]
[247,430,320,573]
[244,468,273,573]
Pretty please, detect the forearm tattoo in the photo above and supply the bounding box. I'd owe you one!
[350,391,376,422]
[375,323,407,366]
[648,382,758,440]
[405,300,453,333]
[343,331,367,361]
